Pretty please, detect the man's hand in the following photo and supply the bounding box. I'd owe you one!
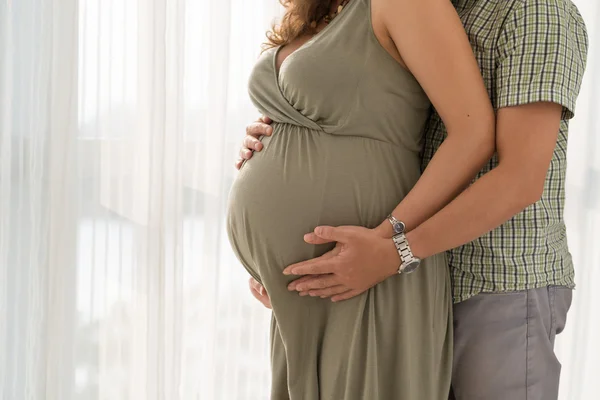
[249,277,271,309]
[282,225,400,302]
[235,116,273,170]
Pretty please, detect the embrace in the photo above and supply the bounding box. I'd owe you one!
[226,0,588,398]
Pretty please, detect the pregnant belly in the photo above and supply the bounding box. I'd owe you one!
[226,123,420,277]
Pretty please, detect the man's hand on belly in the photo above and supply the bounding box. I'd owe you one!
[282,225,400,302]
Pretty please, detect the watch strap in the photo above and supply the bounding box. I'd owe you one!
[392,232,418,273]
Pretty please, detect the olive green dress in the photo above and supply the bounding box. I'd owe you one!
[226,0,452,398]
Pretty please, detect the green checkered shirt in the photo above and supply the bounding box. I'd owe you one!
[422,0,589,303]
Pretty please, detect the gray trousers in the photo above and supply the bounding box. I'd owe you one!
[449,286,572,400]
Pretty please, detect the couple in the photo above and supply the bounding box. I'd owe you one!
[226,0,588,398]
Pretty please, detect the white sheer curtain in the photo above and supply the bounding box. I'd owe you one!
[555,1,600,398]
[0,1,597,399]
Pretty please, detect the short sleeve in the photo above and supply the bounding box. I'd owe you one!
[495,0,588,120]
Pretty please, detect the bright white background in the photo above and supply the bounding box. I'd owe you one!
[0,1,598,399]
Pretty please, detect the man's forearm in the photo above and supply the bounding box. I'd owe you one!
[377,132,494,239]
[405,163,538,259]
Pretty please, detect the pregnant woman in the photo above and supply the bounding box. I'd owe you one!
[227,0,495,398]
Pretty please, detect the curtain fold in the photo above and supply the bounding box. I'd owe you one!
[45,1,79,398]
[0,1,597,399]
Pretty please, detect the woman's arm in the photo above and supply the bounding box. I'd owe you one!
[280,0,496,300]
[373,0,495,237]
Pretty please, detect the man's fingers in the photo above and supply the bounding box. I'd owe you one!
[307,285,349,298]
[246,121,273,138]
[283,258,339,276]
[293,275,341,292]
[288,274,335,291]
[235,159,244,170]
[287,275,319,291]
[243,135,264,152]
[283,247,340,275]
[303,232,335,245]
[331,289,364,302]
[260,116,273,124]
[313,226,352,243]
[283,247,338,276]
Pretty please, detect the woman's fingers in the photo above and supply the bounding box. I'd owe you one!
[250,288,272,309]
[239,146,254,159]
[246,121,273,138]
[249,277,264,294]
[243,135,263,152]
[237,116,274,168]
[249,278,271,309]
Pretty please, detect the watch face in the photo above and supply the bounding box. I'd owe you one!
[402,259,421,274]
[393,221,405,234]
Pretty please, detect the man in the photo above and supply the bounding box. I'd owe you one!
[236,0,588,398]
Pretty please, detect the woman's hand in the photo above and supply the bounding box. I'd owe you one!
[249,277,272,309]
[240,116,273,307]
[235,116,273,170]
[283,224,400,302]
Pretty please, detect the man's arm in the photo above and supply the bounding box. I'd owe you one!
[404,0,589,259]
[286,101,570,300]
[406,102,561,259]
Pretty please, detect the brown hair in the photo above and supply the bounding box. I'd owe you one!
[264,1,333,49]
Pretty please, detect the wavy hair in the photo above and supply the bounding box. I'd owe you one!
[264,1,333,49]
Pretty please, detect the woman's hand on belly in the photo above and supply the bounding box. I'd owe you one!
[249,277,272,309]
[282,225,400,302]
[235,116,273,170]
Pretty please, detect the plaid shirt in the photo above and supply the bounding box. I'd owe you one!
[422,0,589,303]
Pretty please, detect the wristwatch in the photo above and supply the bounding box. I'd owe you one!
[386,214,421,274]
